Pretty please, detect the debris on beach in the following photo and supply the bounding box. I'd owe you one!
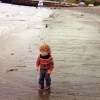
[15,65,26,67]
[6,69,18,73]
[11,53,14,55]
[45,24,48,28]
[88,4,94,7]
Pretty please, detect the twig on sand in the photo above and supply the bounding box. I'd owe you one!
[6,69,18,73]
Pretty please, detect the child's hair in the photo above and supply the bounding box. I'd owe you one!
[39,43,51,54]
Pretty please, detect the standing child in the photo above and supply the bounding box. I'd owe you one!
[36,43,54,90]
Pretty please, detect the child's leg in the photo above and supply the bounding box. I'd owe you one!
[45,73,51,89]
[38,70,45,89]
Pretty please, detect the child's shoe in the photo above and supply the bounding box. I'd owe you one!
[37,85,42,90]
[44,86,50,90]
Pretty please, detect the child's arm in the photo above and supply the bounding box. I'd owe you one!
[36,67,39,72]
[36,56,40,72]
[47,57,54,74]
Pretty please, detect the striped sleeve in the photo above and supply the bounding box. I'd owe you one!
[49,57,54,72]
[36,56,40,67]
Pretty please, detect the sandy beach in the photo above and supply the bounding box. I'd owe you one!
[0,3,100,100]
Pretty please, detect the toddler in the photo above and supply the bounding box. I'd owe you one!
[36,43,54,90]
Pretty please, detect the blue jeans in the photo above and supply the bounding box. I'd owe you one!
[39,69,51,89]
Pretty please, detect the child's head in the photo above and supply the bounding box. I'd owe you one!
[39,43,51,56]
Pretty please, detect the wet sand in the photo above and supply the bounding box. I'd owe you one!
[0,3,100,100]
[67,7,100,16]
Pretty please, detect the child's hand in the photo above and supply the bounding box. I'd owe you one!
[36,67,39,72]
[47,70,51,74]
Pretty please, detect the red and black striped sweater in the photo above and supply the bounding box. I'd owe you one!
[36,54,54,71]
